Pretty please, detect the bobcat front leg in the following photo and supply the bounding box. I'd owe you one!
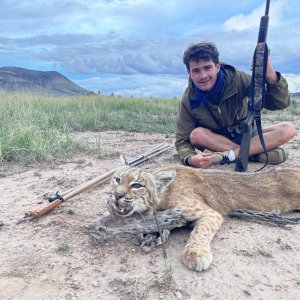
[182,209,223,272]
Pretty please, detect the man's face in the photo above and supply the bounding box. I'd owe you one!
[188,59,220,92]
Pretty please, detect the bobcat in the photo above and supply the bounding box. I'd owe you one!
[109,156,300,272]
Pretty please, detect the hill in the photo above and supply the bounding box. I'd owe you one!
[0,66,90,96]
[291,92,300,98]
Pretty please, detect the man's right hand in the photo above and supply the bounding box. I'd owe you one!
[188,152,213,169]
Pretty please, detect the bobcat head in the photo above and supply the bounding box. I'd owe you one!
[109,155,176,217]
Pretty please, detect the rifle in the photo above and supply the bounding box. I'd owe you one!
[235,0,270,172]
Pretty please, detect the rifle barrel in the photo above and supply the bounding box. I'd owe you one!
[265,0,270,15]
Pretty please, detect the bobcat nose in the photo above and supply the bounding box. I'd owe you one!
[114,191,125,200]
[114,192,128,208]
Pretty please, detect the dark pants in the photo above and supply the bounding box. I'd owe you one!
[227,127,258,145]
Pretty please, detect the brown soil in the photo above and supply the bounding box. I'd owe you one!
[0,127,300,300]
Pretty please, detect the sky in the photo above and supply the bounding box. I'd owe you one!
[0,0,299,98]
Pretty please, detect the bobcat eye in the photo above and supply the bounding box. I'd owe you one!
[115,176,121,184]
[130,183,143,189]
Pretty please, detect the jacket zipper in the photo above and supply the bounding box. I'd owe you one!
[217,91,238,127]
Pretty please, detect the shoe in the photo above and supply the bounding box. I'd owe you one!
[252,147,288,165]
[211,151,231,165]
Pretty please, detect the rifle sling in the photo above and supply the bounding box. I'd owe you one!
[254,112,268,171]
[252,42,269,171]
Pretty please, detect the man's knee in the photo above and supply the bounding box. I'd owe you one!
[279,122,296,141]
[190,127,211,145]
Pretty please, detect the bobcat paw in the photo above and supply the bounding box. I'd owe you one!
[182,247,213,272]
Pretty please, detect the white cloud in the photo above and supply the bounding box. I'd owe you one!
[74,74,188,98]
[223,0,286,31]
[284,74,300,93]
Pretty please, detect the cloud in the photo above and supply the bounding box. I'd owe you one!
[74,73,188,98]
[30,34,188,75]
[223,0,286,31]
[284,74,300,93]
[0,0,299,95]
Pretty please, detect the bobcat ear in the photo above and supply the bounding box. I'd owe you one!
[118,154,129,167]
[155,170,176,194]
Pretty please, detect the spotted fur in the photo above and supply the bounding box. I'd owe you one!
[110,158,300,272]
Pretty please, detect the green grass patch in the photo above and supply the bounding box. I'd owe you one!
[1,90,299,163]
[262,98,300,121]
[0,91,178,163]
[57,239,70,252]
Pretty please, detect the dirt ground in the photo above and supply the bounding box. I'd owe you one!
[1,123,300,300]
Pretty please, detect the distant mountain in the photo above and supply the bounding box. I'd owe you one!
[291,92,300,98]
[0,66,90,96]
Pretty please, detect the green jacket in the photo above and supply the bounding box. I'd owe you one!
[175,63,290,165]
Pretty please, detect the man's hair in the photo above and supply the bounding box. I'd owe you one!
[183,42,220,71]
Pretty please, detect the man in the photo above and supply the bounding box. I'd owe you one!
[175,42,296,168]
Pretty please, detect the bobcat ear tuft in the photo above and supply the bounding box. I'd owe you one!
[155,170,176,194]
[118,154,129,167]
